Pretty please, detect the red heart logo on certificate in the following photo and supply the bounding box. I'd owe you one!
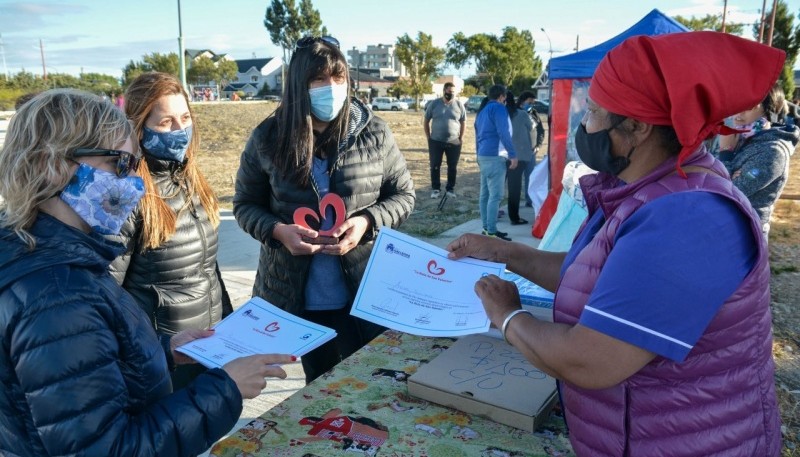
[427,260,445,276]
[292,193,347,236]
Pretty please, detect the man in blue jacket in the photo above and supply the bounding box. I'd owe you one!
[475,84,517,240]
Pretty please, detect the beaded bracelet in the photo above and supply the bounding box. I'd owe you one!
[501,309,534,345]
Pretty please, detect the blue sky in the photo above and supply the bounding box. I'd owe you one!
[0,0,788,79]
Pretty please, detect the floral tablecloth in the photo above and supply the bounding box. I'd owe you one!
[210,330,574,457]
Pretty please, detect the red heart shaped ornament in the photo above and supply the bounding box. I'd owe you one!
[292,193,347,236]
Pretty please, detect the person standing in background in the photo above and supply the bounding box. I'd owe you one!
[474,84,517,241]
[716,82,798,238]
[505,91,534,225]
[424,82,466,199]
[521,92,546,207]
[109,72,233,390]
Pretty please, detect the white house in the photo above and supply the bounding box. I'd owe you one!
[222,58,283,98]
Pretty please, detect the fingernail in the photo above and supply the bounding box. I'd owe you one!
[291,355,297,361]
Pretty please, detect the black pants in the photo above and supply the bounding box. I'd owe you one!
[507,160,529,222]
[428,139,461,191]
[300,308,386,384]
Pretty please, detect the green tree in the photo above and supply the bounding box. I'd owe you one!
[187,55,218,85]
[673,14,744,34]
[216,59,239,89]
[79,72,120,95]
[394,32,445,110]
[122,60,147,86]
[755,0,800,97]
[264,0,326,66]
[459,84,479,97]
[143,52,180,76]
[446,27,542,88]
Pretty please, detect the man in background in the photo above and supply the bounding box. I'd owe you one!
[424,82,466,199]
[474,84,517,241]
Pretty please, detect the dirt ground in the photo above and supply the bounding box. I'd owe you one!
[192,101,800,454]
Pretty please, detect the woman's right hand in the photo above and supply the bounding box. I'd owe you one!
[447,233,509,263]
[222,354,295,399]
[272,223,331,255]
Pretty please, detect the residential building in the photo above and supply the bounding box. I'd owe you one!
[221,57,282,99]
[349,69,393,98]
[348,44,406,78]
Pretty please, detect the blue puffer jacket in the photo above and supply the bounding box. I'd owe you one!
[0,213,242,456]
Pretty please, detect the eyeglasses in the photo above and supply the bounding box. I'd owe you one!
[296,35,340,50]
[70,148,141,177]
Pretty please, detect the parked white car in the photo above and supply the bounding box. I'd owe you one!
[371,97,409,111]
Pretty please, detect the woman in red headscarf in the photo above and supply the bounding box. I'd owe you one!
[448,32,782,456]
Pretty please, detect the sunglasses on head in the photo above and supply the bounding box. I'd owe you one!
[296,35,340,50]
[70,148,141,177]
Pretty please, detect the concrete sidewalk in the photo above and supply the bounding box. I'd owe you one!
[203,205,540,454]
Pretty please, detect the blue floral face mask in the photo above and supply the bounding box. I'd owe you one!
[141,125,193,162]
[309,83,348,122]
[60,163,145,235]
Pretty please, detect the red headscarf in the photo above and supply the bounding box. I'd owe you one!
[589,31,785,177]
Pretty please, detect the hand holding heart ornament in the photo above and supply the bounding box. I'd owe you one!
[292,193,347,236]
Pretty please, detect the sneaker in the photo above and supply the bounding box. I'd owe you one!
[510,218,529,226]
[446,190,457,198]
[497,209,506,219]
[431,190,441,199]
[481,229,512,241]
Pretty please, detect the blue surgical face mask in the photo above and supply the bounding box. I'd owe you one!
[141,125,193,162]
[309,83,349,122]
[60,163,145,235]
[521,103,531,112]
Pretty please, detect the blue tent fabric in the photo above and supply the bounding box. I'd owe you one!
[548,9,689,80]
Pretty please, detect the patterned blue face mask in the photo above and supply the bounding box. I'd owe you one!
[141,125,193,162]
[60,163,145,235]
[309,83,348,122]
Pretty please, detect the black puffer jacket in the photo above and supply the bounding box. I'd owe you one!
[0,213,241,456]
[109,156,228,336]
[233,99,415,314]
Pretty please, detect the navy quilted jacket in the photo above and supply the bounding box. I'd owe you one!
[0,213,242,456]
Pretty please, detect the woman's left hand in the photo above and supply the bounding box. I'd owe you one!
[474,274,522,327]
[170,328,215,365]
[323,215,372,256]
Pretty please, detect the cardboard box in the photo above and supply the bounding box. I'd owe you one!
[407,334,558,433]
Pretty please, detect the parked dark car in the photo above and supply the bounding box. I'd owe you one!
[530,100,550,115]
[465,95,485,113]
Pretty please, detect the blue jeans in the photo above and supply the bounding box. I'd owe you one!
[477,155,507,233]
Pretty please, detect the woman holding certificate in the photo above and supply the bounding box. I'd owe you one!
[0,90,294,456]
[234,35,415,383]
[448,32,781,456]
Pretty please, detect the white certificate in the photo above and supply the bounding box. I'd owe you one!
[350,228,505,336]
[176,297,336,369]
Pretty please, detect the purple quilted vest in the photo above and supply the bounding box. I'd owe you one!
[554,150,780,456]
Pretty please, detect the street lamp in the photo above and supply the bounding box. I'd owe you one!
[177,0,188,93]
[540,28,553,63]
[352,46,360,94]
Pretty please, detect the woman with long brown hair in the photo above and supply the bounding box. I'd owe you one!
[110,72,232,389]
[234,36,415,384]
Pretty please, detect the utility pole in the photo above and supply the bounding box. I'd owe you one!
[758,0,767,42]
[721,0,728,33]
[0,33,9,80]
[39,39,47,81]
[574,35,580,52]
[767,0,778,46]
[177,0,188,93]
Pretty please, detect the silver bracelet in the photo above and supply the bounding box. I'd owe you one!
[501,309,533,345]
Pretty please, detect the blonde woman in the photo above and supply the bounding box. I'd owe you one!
[108,72,232,389]
[0,89,292,456]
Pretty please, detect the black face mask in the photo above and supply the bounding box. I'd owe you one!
[574,123,635,175]
[444,93,453,101]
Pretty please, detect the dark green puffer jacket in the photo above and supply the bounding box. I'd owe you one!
[233,99,415,314]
